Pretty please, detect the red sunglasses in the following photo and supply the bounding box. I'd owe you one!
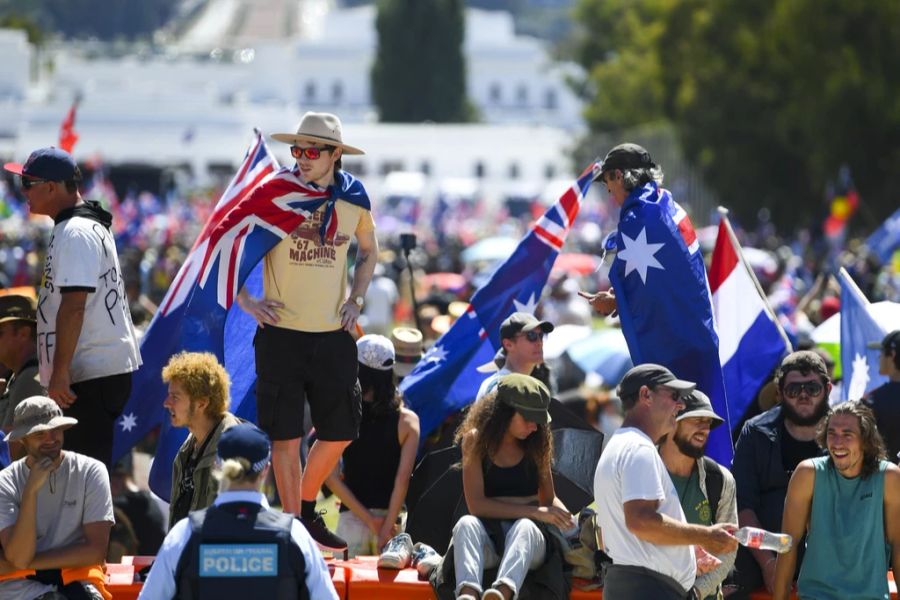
[290,145,334,160]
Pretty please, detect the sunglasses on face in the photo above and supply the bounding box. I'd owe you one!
[290,145,334,160]
[20,177,49,190]
[783,381,824,399]
[518,330,545,342]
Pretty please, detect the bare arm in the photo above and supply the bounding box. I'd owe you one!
[236,287,283,328]
[883,465,900,578]
[624,499,737,555]
[377,408,420,547]
[341,229,378,332]
[0,457,57,568]
[773,461,814,600]
[47,290,87,408]
[28,521,111,569]
[461,432,572,529]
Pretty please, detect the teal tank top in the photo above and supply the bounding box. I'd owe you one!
[797,457,890,600]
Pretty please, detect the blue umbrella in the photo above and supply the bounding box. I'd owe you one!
[565,328,633,387]
[460,236,519,263]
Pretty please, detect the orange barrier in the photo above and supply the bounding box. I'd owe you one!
[106,556,896,600]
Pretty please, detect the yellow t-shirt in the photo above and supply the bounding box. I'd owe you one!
[263,201,375,332]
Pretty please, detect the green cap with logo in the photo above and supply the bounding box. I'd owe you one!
[495,373,552,425]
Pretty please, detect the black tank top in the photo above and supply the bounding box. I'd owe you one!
[340,411,401,511]
[482,456,539,498]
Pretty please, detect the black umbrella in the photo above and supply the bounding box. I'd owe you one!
[551,427,604,513]
[406,445,462,514]
[406,427,604,553]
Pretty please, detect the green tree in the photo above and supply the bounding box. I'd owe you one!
[372,0,474,122]
[572,0,900,230]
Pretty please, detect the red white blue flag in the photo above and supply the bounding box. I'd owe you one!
[608,182,734,464]
[709,210,790,429]
[112,130,369,499]
[400,164,597,439]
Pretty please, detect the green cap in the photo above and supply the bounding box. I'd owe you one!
[495,373,552,425]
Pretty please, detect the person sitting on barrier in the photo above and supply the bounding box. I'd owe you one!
[139,423,338,600]
[325,334,420,557]
[433,373,574,600]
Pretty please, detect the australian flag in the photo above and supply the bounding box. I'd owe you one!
[400,164,598,439]
[608,182,733,465]
[112,130,368,500]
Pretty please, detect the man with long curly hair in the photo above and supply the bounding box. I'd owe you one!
[162,351,241,528]
[774,401,900,600]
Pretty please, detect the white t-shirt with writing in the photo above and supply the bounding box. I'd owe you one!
[593,427,696,592]
[37,214,142,386]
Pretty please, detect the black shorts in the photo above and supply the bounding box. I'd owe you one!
[254,325,361,442]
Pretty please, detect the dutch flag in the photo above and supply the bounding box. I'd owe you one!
[709,208,792,429]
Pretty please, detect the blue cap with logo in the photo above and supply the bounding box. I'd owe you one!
[217,423,271,474]
[3,147,81,181]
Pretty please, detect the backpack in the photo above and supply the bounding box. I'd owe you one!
[701,456,724,517]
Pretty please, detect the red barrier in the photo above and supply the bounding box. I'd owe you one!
[106,556,896,600]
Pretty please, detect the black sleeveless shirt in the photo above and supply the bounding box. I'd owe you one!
[340,410,401,511]
[482,456,539,498]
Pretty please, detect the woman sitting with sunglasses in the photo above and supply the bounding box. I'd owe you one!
[433,373,574,600]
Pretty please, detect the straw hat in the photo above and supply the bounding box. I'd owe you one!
[391,327,424,377]
[271,112,365,155]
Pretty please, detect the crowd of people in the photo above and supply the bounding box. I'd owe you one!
[0,113,896,600]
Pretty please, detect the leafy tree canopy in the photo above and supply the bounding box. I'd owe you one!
[572,0,900,231]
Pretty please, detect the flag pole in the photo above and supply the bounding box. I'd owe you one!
[717,206,793,352]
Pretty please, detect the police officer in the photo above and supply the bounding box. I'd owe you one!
[139,423,338,599]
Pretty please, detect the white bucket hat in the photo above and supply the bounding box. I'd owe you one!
[5,396,78,442]
[271,112,365,155]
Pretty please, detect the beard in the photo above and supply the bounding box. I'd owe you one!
[673,429,706,459]
[781,396,829,427]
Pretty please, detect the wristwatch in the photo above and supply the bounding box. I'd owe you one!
[352,295,364,308]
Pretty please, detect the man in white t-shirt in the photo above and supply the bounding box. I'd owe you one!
[475,312,554,401]
[593,364,737,599]
[0,396,115,600]
[4,148,142,468]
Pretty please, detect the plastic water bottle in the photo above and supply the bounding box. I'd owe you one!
[735,526,793,554]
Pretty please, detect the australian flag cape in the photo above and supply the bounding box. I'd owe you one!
[400,164,597,440]
[608,182,733,465]
[112,131,369,500]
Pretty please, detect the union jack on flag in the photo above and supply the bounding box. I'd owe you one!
[112,130,369,500]
[400,163,599,439]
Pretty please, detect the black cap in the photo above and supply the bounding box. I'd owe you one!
[218,423,271,474]
[4,147,81,182]
[593,143,655,182]
[868,330,900,353]
[617,363,695,398]
[495,374,552,425]
[677,390,724,428]
[499,312,554,339]
[0,294,37,324]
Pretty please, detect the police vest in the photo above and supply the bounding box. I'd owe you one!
[174,502,309,600]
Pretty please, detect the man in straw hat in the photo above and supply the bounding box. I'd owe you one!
[140,423,338,599]
[236,112,377,550]
[0,396,114,599]
[0,294,43,442]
